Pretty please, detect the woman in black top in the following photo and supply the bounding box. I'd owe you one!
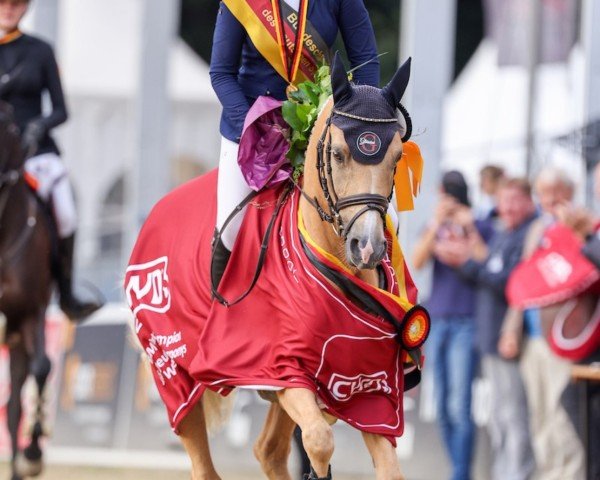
[0,0,100,320]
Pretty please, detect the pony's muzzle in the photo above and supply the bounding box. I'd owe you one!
[348,234,387,269]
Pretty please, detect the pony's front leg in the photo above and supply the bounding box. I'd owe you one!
[277,388,333,479]
[179,400,221,480]
[253,402,295,479]
[362,432,405,480]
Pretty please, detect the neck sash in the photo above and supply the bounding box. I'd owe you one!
[223,0,329,84]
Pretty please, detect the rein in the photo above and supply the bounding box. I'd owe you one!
[210,183,293,307]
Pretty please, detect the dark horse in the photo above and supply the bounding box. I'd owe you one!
[0,102,53,480]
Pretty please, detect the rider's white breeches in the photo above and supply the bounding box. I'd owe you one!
[215,135,400,249]
[216,136,252,251]
[25,153,78,238]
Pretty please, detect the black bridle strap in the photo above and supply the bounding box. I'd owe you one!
[211,183,293,307]
[313,113,392,237]
[335,193,389,238]
[300,234,421,392]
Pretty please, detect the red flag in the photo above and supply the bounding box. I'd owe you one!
[507,223,600,309]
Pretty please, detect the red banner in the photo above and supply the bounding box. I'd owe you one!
[507,223,600,309]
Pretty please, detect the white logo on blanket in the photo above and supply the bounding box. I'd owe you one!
[328,371,392,401]
[125,256,171,315]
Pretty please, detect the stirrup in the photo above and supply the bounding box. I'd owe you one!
[303,466,332,480]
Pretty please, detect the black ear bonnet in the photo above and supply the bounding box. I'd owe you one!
[330,54,412,165]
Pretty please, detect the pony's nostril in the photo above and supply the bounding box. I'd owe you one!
[350,238,360,257]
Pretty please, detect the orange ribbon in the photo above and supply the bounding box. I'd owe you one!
[394,141,424,212]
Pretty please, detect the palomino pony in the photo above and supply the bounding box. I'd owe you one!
[0,103,54,480]
[125,56,427,479]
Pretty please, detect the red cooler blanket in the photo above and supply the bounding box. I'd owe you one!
[125,170,420,442]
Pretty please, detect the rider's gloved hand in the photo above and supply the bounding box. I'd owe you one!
[21,120,46,154]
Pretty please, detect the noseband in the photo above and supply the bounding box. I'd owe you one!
[306,110,404,239]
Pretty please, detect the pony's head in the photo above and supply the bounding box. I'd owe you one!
[0,101,24,174]
[306,54,412,269]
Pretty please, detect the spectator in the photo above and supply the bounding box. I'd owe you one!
[413,171,492,480]
[0,0,102,320]
[500,168,586,480]
[478,164,505,219]
[443,178,537,480]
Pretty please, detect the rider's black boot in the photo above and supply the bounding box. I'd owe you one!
[56,234,102,322]
[304,466,332,480]
[211,236,231,292]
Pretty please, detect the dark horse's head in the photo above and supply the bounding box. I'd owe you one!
[308,54,412,269]
[0,102,24,174]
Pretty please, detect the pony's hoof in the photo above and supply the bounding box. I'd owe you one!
[14,452,43,478]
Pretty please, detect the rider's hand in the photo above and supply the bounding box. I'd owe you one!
[21,120,46,154]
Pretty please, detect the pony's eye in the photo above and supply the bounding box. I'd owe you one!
[332,149,344,163]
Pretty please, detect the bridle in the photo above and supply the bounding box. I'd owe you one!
[300,104,412,239]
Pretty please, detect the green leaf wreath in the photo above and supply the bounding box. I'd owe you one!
[282,64,332,179]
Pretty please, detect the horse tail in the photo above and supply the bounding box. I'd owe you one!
[202,389,235,434]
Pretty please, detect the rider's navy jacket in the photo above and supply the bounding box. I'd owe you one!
[0,34,67,156]
[210,0,380,142]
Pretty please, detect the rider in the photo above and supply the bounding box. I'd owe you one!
[210,0,381,286]
[0,0,102,320]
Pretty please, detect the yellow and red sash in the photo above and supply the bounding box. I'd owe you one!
[223,0,328,85]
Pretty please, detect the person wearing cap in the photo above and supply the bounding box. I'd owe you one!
[209,0,380,286]
[413,170,493,480]
[445,177,537,480]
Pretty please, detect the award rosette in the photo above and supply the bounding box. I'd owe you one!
[399,305,430,350]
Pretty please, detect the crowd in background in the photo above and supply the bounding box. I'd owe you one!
[416,164,600,480]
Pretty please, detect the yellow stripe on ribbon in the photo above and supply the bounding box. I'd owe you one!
[224,0,310,85]
[298,209,414,312]
[289,0,309,84]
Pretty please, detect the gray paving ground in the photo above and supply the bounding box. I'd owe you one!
[0,464,373,479]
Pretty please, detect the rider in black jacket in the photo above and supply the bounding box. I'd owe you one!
[0,0,101,320]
